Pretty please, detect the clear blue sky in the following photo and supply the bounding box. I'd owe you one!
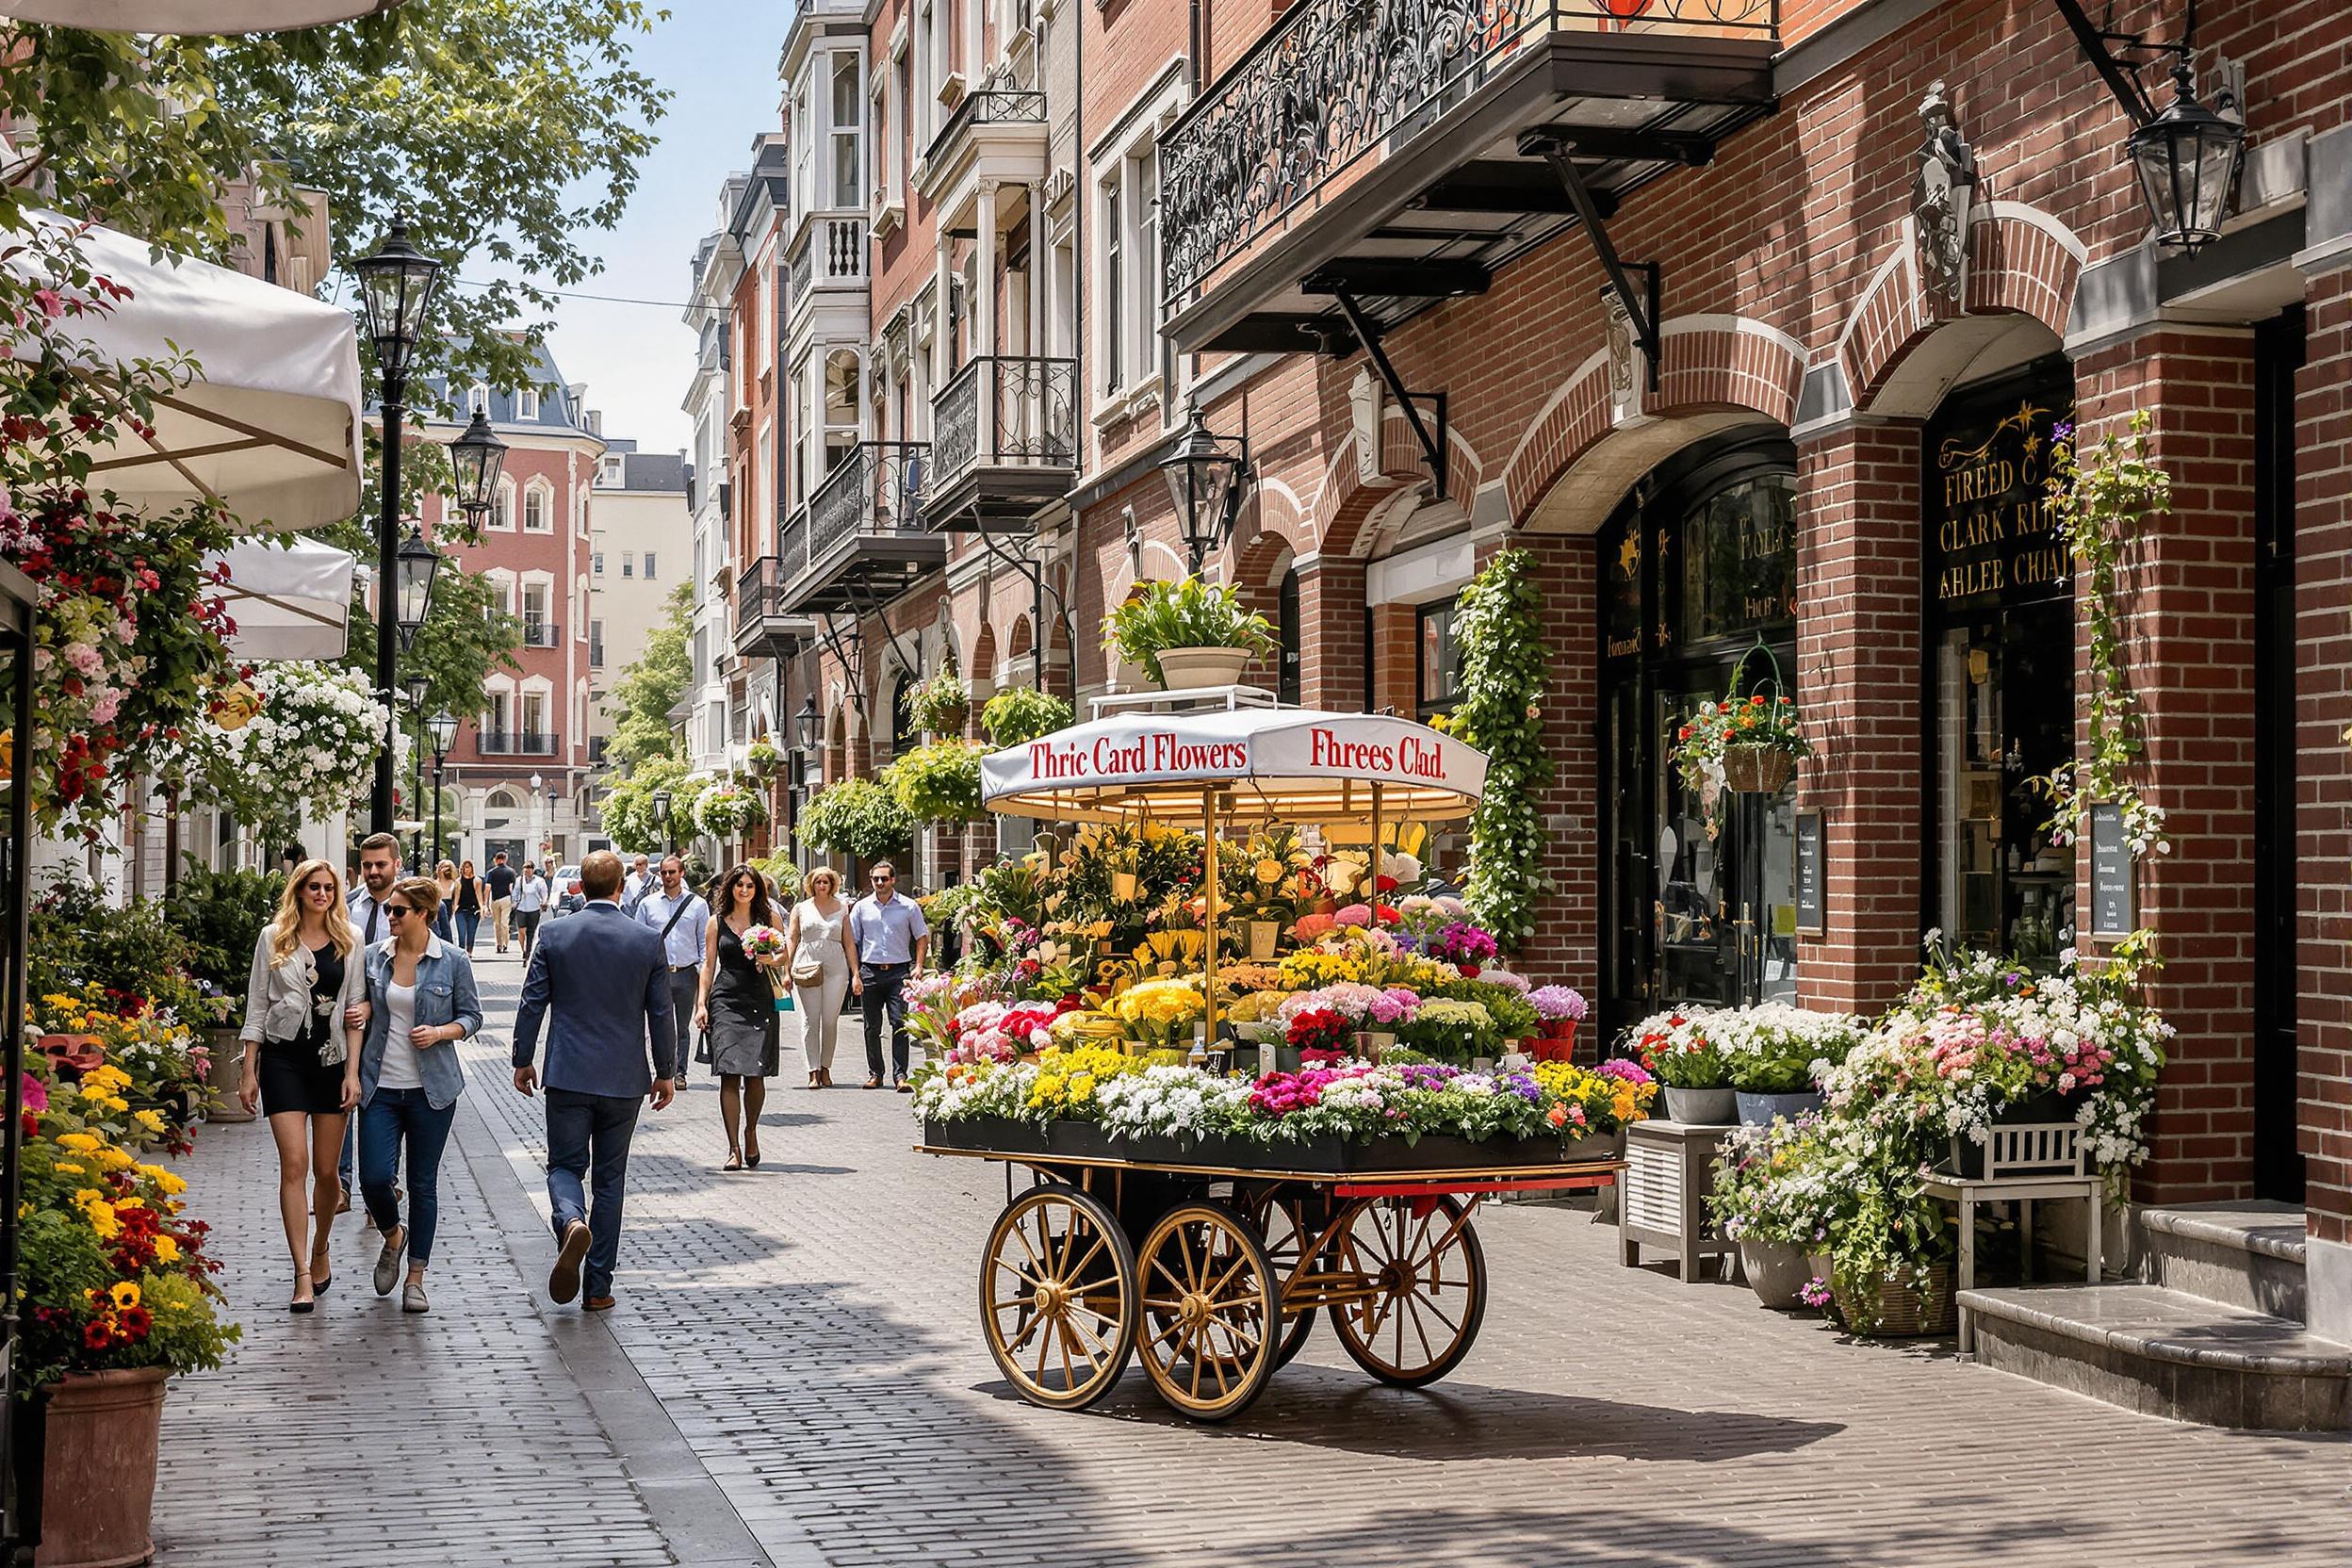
[492,1,783,457]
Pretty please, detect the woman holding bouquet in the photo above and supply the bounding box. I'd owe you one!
[695,863,782,1170]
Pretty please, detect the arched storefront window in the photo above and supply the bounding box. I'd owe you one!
[1596,437,1798,1038]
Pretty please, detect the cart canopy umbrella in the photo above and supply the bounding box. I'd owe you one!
[4,211,365,532]
[980,709,1485,825]
[204,535,356,660]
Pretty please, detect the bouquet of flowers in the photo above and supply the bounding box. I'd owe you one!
[740,924,790,999]
[1283,1005,1354,1064]
[1626,1009,1730,1089]
[1106,977,1207,1049]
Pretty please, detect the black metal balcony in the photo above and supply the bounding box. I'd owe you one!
[923,357,1077,531]
[478,729,559,756]
[776,441,941,614]
[734,555,817,659]
[522,619,561,649]
[1157,0,1777,356]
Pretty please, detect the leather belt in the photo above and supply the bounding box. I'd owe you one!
[669,963,698,972]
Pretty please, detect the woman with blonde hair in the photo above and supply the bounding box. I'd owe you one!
[783,865,854,1090]
[432,858,460,941]
[353,874,482,1315]
[238,858,368,1312]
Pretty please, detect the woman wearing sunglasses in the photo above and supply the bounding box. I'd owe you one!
[352,874,483,1315]
[238,858,368,1312]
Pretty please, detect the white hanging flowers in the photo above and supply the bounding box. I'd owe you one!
[176,661,402,836]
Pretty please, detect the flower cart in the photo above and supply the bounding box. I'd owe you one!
[910,697,1642,1422]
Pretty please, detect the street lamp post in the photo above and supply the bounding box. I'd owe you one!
[529,771,545,864]
[1161,401,1250,576]
[404,673,431,869]
[428,710,458,869]
[355,217,443,835]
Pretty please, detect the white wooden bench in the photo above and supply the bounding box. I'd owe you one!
[1922,1122,2104,1354]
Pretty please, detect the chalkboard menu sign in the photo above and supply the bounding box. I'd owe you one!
[1793,810,1825,936]
[1929,393,2073,613]
[2088,802,2133,938]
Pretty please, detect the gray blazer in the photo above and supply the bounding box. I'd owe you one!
[513,901,678,1097]
[237,926,369,1063]
[358,936,482,1111]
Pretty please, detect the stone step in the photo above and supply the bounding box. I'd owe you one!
[1963,1282,2351,1431]
[2136,1200,2307,1321]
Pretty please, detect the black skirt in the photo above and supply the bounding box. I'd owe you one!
[255,1037,345,1118]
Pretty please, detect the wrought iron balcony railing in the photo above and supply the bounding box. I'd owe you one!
[928,356,1077,498]
[806,440,929,562]
[922,88,1047,170]
[1158,0,1778,305]
[522,619,562,649]
[478,729,559,756]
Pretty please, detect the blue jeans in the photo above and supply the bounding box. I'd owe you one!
[544,1087,640,1299]
[455,907,482,952]
[359,1087,458,1265]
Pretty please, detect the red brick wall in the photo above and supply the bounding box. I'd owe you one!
[2074,330,2260,1204]
[1793,421,1924,1016]
[1513,536,1598,1002]
[2298,265,2352,1244]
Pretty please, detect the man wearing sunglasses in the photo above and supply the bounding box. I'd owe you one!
[510,850,678,1313]
[847,860,928,1091]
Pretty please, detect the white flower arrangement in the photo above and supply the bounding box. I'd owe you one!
[183,660,401,830]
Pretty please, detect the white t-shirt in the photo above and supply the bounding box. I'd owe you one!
[377,979,423,1090]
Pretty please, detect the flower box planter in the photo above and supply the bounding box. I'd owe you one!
[35,1365,169,1568]
[1734,1090,1822,1127]
[1831,1261,1956,1338]
[1944,1091,2089,1179]
[1661,1086,1736,1124]
[923,1118,1051,1156]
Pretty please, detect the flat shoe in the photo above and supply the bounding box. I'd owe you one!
[401,1282,430,1315]
[863,1077,882,1089]
[583,1295,616,1313]
[549,1219,592,1305]
[374,1227,406,1297]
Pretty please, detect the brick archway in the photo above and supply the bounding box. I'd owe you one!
[1316,411,1484,561]
[1840,202,2085,416]
[1502,313,1806,534]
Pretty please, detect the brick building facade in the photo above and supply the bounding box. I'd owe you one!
[694,0,2352,1345]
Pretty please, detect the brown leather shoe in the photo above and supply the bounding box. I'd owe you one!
[583,1295,616,1313]
[863,1076,882,1089]
[548,1219,591,1305]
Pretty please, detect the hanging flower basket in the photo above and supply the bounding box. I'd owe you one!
[1670,640,1809,802]
[1721,743,1797,794]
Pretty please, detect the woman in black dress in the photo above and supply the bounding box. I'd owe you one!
[237,858,368,1311]
[694,864,782,1171]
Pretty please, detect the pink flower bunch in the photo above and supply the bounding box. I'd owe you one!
[1248,1067,1348,1116]
[1334,904,1372,927]
[1429,921,1499,969]
[1368,988,1420,1025]
[998,1001,1066,1051]
[2020,1032,2115,1093]
[949,1000,1015,1063]
[1291,911,1338,942]
[1529,985,1589,1021]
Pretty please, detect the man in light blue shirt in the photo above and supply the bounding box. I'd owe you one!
[848,860,928,1090]
[633,855,709,1065]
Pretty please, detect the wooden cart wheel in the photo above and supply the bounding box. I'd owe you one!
[980,1185,1138,1412]
[1238,1184,1320,1368]
[1134,1203,1281,1422]
[1323,1195,1488,1388]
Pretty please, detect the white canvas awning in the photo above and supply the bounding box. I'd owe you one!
[6,211,364,532]
[981,709,1486,825]
[205,535,355,660]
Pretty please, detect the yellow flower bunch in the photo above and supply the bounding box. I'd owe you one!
[1026,1045,1139,1118]
[1220,989,1295,1023]
[1279,950,1364,988]
[1110,979,1206,1027]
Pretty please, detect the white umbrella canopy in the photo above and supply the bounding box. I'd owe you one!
[981,708,1486,825]
[4,1,405,31]
[205,534,354,659]
[6,211,364,532]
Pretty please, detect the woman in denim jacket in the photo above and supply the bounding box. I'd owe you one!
[349,875,483,1314]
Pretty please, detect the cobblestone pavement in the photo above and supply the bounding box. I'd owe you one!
[166,943,2352,1567]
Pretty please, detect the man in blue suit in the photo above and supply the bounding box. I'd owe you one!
[512,850,678,1311]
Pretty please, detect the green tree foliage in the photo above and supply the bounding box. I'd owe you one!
[608,582,692,771]
[1448,549,1552,952]
[600,754,687,855]
[0,3,671,400]
[322,515,523,732]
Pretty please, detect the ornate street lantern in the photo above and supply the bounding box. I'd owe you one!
[794,693,823,755]
[2127,59,2246,255]
[353,218,441,389]
[1160,403,1250,573]
[427,710,459,757]
[393,526,440,652]
[449,407,510,520]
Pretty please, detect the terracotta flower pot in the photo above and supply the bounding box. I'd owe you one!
[1152,646,1250,691]
[37,1365,169,1568]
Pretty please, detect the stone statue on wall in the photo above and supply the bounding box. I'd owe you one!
[1913,81,1978,312]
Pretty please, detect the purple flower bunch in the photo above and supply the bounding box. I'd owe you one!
[1528,985,1589,1022]
[1429,921,1499,968]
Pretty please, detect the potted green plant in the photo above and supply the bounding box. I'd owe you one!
[883,739,986,825]
[1717,1003,1861,1126]
[1627,1009,1735,1124]
[1102,576,1277,690]
[980,687,1072,748]
[903,668,971,737]
[746,735,785,778]
[797,776,916,863]
[1707,1115,1836,1309]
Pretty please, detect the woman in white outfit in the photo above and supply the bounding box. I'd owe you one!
[784,867,856,1089]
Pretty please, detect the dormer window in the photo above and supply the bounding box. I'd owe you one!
[517,385,541,420]
[466,383,490,416]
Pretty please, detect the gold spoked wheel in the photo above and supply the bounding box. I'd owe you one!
[1237,1184,1321,1368]
[1324,1195,1487,1388]
[1135,1203,1280,1422]
[980,1186,1138,1411]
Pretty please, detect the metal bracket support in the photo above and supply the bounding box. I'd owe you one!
[816,612,865,718]
[1324,287,1449,500]
[972,527,1076,694]
[1528,143,1662,392]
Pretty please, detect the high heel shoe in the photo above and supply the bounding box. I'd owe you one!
[289,1273,316,1314]
[745,1143,762,1169]
[722,1151,743,1171]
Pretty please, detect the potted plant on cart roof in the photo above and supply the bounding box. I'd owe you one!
[1102,576,1278,691]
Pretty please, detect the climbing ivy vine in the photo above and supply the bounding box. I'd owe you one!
[2030,411,2171,863]
[1448,548,1553,950]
